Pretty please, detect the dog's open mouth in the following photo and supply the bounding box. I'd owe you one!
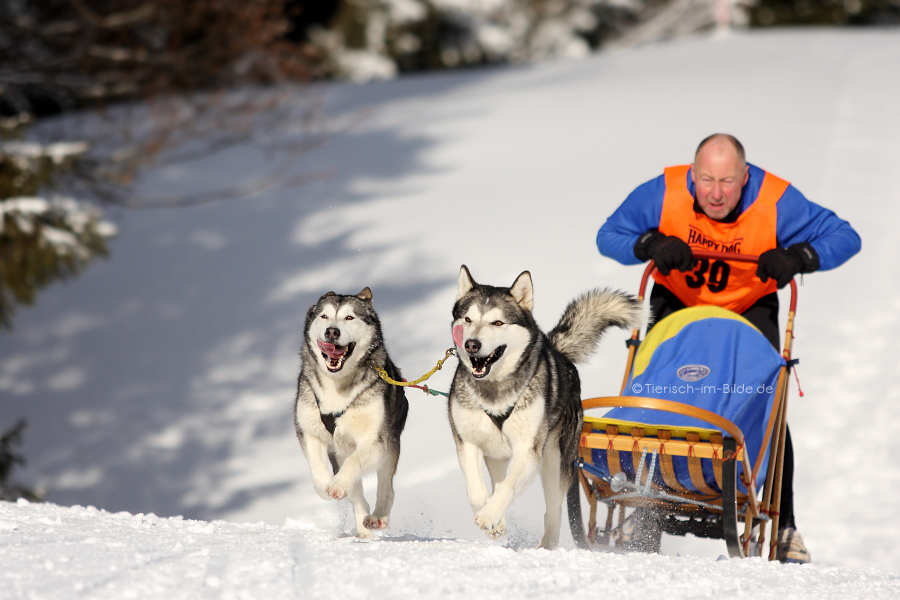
[317,340,356,373]
[469,345,506,379]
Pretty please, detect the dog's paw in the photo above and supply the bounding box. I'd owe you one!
[325,481,349,500]
[326,487,347,500]
[477,519,506,540]
[355,528,375,541]
[364,515,389,530]
[474,504,507,539]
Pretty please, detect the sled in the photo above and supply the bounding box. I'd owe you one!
[567,250,798,560]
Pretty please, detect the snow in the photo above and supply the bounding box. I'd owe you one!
[3,499,897,600]
[2,28,900,597]
[0,141,88,163]
[0,197,50,215]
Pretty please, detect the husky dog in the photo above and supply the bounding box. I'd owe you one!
[293,288,408,539]
[448,266,640,549]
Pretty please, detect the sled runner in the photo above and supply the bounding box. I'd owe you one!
[567,250,798,559]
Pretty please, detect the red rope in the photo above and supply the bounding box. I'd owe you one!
[792,365,804,397]
[401,380,449,398]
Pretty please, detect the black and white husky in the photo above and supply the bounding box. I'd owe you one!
[293,288,408,539]
[448,266,640,549]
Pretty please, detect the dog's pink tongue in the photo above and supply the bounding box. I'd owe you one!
[317,340,344,359]
[452,324,464,347]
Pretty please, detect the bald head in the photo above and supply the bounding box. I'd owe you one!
[695,134,746,166]
[691,134,749,221]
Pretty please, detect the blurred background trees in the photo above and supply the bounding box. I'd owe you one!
[286,0,653,80]
[0,122,114,330]
[0,0,312,117]
[0,420,42,501]
[284,0,898,81]
[0,1,323,330]
[747,0,899,25]
[3,0,897,116]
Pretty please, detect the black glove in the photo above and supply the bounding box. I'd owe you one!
[756,243,820,288]
[634,229,694,276]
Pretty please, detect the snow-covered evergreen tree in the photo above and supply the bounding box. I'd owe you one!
[0,420,41,501]
[0,121,115,329]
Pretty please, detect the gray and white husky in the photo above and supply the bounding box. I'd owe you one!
[293,288,408,539]
[448,266,640,549]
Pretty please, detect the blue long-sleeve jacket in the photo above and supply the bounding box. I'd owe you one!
[596,163,861,271]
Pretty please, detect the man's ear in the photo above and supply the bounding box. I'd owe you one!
[509,271,533,312]
[457,265,475,300]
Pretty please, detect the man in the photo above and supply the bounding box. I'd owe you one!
[596,134,861,563]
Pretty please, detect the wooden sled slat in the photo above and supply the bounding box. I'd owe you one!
[686,432,719,495]
[580,431,744,462]
[657,430,691,493]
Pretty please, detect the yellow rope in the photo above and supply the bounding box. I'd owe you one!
[370,348,456,387]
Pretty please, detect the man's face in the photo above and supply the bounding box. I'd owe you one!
[691,143,749,221]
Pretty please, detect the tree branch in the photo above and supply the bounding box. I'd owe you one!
[66,0,156,31]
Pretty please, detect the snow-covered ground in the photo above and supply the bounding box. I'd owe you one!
[2,28,900,598]
[4,498,896,600]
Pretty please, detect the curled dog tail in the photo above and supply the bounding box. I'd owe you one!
[548,288,642,364]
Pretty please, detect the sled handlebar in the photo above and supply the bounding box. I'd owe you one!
[640,250,798,313]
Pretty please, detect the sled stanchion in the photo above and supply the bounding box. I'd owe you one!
[768,396,790,560]
[618,261,656,396]
[767,285,798,559]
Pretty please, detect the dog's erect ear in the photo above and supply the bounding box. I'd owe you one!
[357,287,373,302]
[457,265,476,300]
[509,271,534,312]
[323,291,337,297]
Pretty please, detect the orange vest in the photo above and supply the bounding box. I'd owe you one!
[654,164,787,313]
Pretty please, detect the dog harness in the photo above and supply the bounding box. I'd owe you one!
[319,411,342,435]
[654,164,786,313]
[486,405,514,430]
[314,396,344,435]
